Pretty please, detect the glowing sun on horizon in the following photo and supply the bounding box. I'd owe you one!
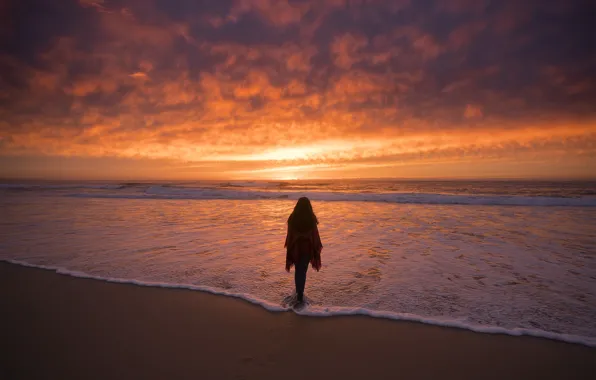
[275,175,299,181]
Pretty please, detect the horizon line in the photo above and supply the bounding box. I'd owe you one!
[1,176,595,182]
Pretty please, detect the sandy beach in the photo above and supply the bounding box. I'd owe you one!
[1,262,594,380]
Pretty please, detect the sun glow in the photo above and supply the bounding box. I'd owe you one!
[203,139,387,163]
[253,146,324,161]
[275,175,299,181]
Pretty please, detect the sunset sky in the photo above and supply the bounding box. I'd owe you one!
[1,0,594,180]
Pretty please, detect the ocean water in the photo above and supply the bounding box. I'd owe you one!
[1,179,595,346]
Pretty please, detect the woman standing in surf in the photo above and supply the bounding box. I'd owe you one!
[284,197,323,304]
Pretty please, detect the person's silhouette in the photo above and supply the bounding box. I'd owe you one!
[284,197,323,304]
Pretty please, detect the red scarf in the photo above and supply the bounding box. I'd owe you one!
[284,225,323,272]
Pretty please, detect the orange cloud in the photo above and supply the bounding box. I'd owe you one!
[331,33,368,69]
[229,0,310,26]
[464,104,483,119]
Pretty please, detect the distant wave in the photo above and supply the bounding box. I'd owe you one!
[60,185,596,206]
[3,182,595,206]
[3,259,595,348]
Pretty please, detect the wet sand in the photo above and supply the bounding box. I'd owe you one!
[1,262,594,380]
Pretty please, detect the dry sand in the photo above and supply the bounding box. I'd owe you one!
[1,262,594,380]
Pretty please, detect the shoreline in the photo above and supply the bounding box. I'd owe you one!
[3,259,595,348]
[2,261,595,379]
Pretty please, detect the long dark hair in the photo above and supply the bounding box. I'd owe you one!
[288,197,318,232]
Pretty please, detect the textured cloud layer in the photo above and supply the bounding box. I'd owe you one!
[1,0,594,179]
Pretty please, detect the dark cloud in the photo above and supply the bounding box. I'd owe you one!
[1,0,100,65]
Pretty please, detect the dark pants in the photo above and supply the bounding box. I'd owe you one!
[294,254,310,302]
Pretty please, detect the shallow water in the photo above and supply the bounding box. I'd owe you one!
[1,187,595,346]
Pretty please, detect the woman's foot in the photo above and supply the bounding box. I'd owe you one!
[297,293,304,303]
